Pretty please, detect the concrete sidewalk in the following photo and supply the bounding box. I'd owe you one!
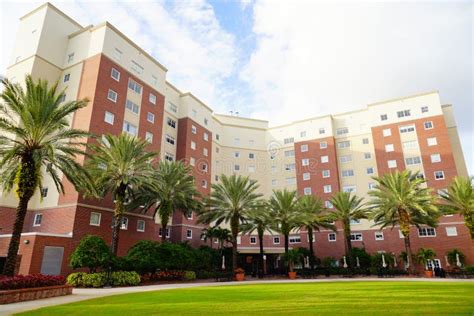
[1,277,472,315]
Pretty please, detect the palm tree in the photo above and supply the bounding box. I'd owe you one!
[329,191,367,268]
[439,176,474,239]
[368,170,440,273]
[86,134,156,255]
[298,195,336,269]
[0,76,94,276]
[268,189,303,254]
[200,226,219,248]
[198,174,262,270]
[213,226,232,250]
[133,160,202,243]
[240,202,273,277]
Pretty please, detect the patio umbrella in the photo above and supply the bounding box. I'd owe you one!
[382,254,387,268]
[456,253,462,267]
[343,256,348,268]
[445,255,450,267]
[221,255,225,270]
[356,256,360,268]
[393,254,397,267]
[304,256,310,268]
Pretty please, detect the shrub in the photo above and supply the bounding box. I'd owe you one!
[126,240,160,274]
[184,271,196,281]
[465,266,474,275]
[446,249,466,267]
[66,271,140,288]
[349,248,372,268]
[371,253,396,269]
[321,257,338,268]
[69,235,110,272]
[0,274,65,290]
[195,270,233,280]
[66,272,86,287]
[111,271,140,286]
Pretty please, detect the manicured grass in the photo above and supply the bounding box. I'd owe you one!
[19,281,474,315]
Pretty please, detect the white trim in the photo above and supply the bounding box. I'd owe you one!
[0,232,73,238]
[89,212,101,226]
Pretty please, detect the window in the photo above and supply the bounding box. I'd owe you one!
[234,152,240,158]
[186,229,193,239]
[364,152,372,160]
[128,79,142,94]
[120,217,128,230]
[59,94,66,103]
[107,89,117,102]
[147,112,155,123]
[137,220,145,232]
[204,118,209,126]
[234,164,240,171]
[273,236,280,244]
[191,141,196,150]
[285,163,296,171]
[301,144,309,152]
[167,117,176,128]
[250,236,257,244]
[385,144,394,152]
[67,53,75,63]
[341,169,354,177]
[289,236,301,244]
[126,100,140,114]
[431,154,441,163]
[337,141,351,149]
[403,140,418,150]
[362,138,369,144]
[165,152,174,161]
[366,167,374,175]
[418,227,436,237]
[434,171,445,180]
[216,147,220,153]
[159,228,170,238]
[387,160,397,168]
[272,179,277,186]
[113,48,122,60]
[350,233,363,241]
[303,173,310,180]
[320,141,328,149]
[284,150,295,157]
[325,200,333,208]
[380,114,388,121]
[165,135,175,145]
[399,125,415,133]
[343,185,356,193]
[149,93,156,104]
[427,137,437,146]
[111,68,120,81]
[339,155,352,163]
[304,187,312,195]
[191,125,197,134]
[350,219,361,225]
[283,137,294,144]
[145,132,153,143]
[104,111,115,125]
[328,233,336,241]
[203,133,209,142]
[302,159,310,166]
[248,165,256,173]
[248,153,255,159]
[40,187,48,198]
[64,73,70,82]
[168,102,177,113]
[33,213,43,226]
[151,75,158,86]
[368,182,376,189]
[397,109,411,118]
[201,180,207,188]
[336,127,349,135]
[446,227,458,237]
[89,212,101,226]
[321,156,329,163]
[286,177,296,185]
[123,121,138,136]
[234,138,240,145]
[300,131,306,138]
[203,148,208,157]
[319,128,325,134]
[190,157,195,166]
[405,156,421,165]
[383,129,392,137]
[322,170,330,178]
[421,106,429,113]
[216,134,220,141]
[323,185,332,193]
[271,165,277,173]
[375,232,384,241]
[131,60,144,74]
[192,109,197,118]
[424,121,433,130]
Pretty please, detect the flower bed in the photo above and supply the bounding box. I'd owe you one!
[0,274,65,290]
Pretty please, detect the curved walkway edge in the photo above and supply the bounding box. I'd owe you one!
[1,277,473,315]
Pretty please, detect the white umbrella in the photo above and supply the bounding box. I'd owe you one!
[445,255,450,267]
[382,254,387,268]
[456,253,462,267]
[305,256,310,268]
[343,256,348,268]
[356,256,360,268]
[221,255,226,270]
[393,254,398,267]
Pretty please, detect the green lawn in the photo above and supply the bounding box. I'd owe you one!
[19,281,474,315]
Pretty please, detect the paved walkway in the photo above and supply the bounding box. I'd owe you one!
[1,277,472,315]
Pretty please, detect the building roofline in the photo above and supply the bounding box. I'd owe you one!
[180,92,214,113]
[21,2,84,29]
[213,113,269,123]
[166,81,183,94]
[367,90,439,107]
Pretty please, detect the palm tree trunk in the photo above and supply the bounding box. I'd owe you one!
[3,156,37,276]
[161,222,168,243]
[258,229,264,278]
[284,234,289,254]
[110,213,122,256]
[344,222,352,268]
[231,215,239,270]
[308,227,315,269]
[404,234,416,274]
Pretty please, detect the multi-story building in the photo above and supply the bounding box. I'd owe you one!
[0,3,471,276]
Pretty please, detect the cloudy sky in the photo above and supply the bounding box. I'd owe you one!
[1,0,472,173]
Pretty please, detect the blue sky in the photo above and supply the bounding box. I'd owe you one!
[1,0,473,174]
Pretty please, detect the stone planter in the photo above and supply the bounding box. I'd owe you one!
[0,285,73,304]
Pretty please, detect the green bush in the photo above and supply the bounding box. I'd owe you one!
[184,271,196,281]
[69,235,110,272]
[464,266,474,275]
[446,249,466,267]
[321,257,338,268]
[66,271,140,287]
[349,248,372,268]
[111,271,140,286]
[126,240,161,274]
[371,253,396,269]
[66,272,87,287]
[82,272,107,288]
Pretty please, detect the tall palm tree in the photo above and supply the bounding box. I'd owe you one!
[268,189,303,254]
[329,191,367,268]
[0,76,94,276]
[200,226,219,248]
[213,226,232,250]
[298,195,336,269]
[133,160,202,243]
[368,170,440,273]
[86,134,156,255]
[439,176,474,239]
[198,174,262,270]
[240,202,273,277]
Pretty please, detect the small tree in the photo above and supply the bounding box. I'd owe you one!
[446,249,466,267]
[69,235,110,273]
[126,240,161,274]
[415,248,436,271]
[282,248,303,272]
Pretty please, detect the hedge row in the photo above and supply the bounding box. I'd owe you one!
[66,271,140,288]
[0,274,66,290]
